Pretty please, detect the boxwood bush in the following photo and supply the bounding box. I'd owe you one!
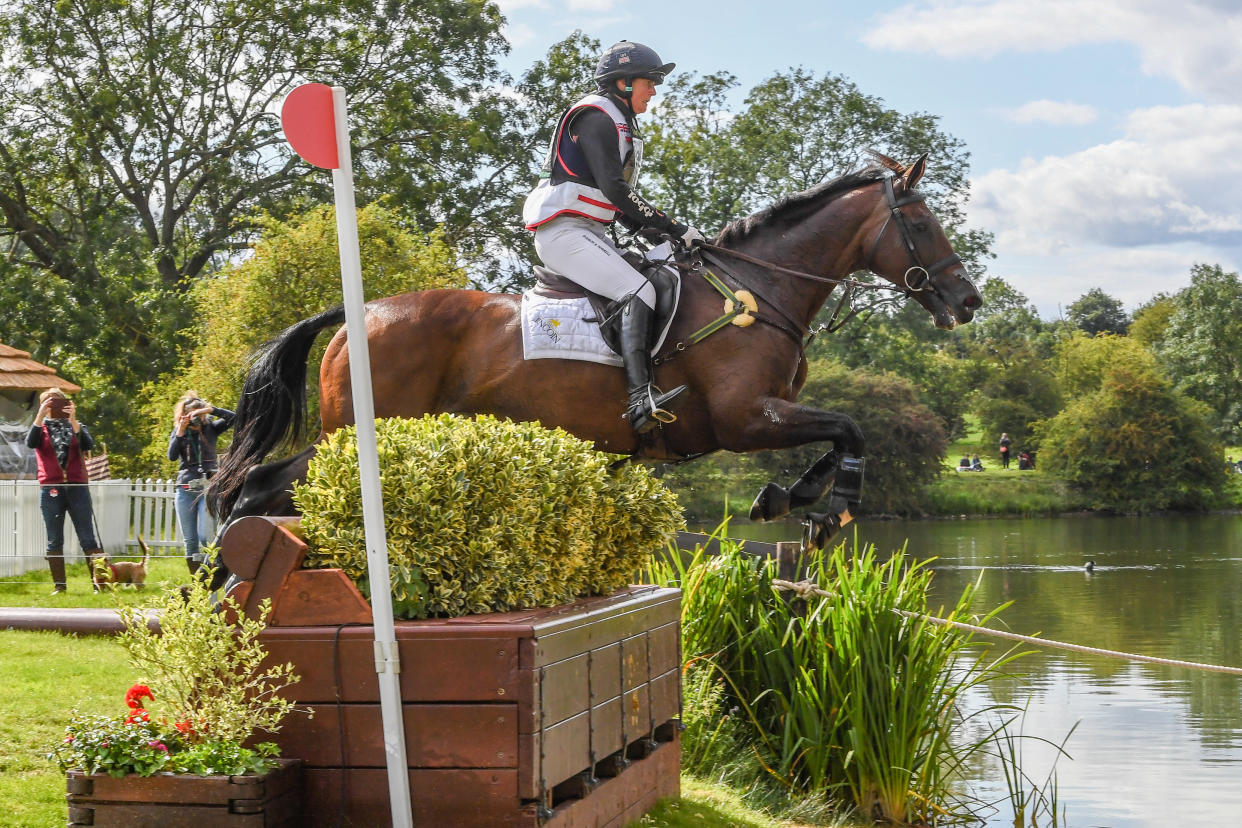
[293,414,683,618]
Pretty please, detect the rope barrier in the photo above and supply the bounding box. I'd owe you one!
[771,579,1242,678]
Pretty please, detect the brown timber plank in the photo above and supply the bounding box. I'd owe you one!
[259,628,521,703]
[272,703,517,768]
[301,768,534,827]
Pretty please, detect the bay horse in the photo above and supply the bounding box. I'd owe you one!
[209,153,980,552]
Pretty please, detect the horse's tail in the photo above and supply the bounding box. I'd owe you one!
[209,305,346,519]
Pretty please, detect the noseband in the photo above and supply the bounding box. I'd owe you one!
[865,172,963,294]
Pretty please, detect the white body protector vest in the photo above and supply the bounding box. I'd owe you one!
[523,94,643,230]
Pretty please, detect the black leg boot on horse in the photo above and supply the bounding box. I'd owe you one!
[621,297,687,434]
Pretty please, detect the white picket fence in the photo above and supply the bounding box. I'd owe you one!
[0,478,181,578]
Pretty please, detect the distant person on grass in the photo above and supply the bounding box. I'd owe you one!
[971,453,984,472]
[999,432,1012,469]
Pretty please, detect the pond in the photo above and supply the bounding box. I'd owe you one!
[709,514,1242,828]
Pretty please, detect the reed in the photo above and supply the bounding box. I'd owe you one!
[650,528,1023,824]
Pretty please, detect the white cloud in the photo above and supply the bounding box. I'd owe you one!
[972,104,1242,251]
[863,0,1242,102]
[567,0,615,10]
[1007,100,1098,125]
[968,102,1242,313]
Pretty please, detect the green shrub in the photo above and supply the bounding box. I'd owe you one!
[294,414,683,618]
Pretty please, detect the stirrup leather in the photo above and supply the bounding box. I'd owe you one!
[645,385,679,425]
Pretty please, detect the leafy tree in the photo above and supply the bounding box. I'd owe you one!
[812,302,973,440]
[1128,294,1174,347]
[745,361,948,516]
[1154,263,1242,442]
[972,353,1062,452]
[1036,364,1224,512]
[1066,288,1129,335]
[0,2,593,456]
[132,203,466,475]
[0,0,519,286]
[643,68,994,274]
[1053,332,1159,400]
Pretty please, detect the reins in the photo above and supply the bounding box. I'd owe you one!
[696,243,907,294]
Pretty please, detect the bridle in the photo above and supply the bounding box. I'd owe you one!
[684,173,963,342]
[863,171,963,295]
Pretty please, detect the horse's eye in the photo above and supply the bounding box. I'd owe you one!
[913,221,930,233]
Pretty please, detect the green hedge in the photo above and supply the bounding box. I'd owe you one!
[293,414,683,618]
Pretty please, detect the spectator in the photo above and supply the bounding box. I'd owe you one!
[971,453,984,472]
[958,455,971,471]
[999,432,1012,469]
[1018,450,1033,471]
[168,391,235,575]
[26,389,104,593]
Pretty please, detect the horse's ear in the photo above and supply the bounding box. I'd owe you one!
[866,149,905,174]
[904,153,929,189]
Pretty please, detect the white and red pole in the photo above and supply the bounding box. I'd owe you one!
[281,83,413,827]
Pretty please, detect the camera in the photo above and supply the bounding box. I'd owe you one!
[48,397,71,418]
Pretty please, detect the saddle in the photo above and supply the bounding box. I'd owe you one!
[530,248,681,356]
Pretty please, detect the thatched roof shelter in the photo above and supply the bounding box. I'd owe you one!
[0,343,81,395]
[0,342,82,478]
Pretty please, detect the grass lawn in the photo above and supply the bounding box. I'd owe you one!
[0,553,193,608]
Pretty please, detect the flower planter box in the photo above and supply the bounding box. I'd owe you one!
[220,516,682,827]
[66,758,303,827]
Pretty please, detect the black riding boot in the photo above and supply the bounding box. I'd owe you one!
[46,551,66,594]
[621,298,687,434]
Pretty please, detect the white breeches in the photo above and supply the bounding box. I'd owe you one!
[533,216,656,309]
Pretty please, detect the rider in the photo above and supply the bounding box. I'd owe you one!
[523,40,705,435]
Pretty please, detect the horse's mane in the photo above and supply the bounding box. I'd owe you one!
[716,165,888,245]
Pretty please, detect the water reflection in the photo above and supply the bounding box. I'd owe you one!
[706,515,1242,827]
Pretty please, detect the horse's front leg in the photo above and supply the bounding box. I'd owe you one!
[727,398,866,547]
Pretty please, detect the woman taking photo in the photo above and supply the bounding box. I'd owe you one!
[168,392,235,574]
[26,388,103,593]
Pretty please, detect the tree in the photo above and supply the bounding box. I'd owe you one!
[643,68,994,274]
[132,202,466,475]
[1066,288,1129,336]
[1153,263,1242,442]
[973,353,1063,452]
[1128,294,1174,347]
[0,3,591,453]
[1036,364,1224,512]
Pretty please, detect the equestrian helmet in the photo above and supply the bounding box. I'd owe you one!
[594,41,675,87]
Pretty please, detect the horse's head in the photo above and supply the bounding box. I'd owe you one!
[862,153,982,329]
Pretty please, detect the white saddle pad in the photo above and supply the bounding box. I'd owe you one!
[521,292,624,367]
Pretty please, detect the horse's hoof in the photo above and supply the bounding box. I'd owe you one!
[801,509,852,550]
[750,482,792,522]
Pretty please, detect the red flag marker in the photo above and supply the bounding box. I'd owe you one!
[281,83,338,169]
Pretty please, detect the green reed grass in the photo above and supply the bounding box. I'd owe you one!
[649,527,1024,824]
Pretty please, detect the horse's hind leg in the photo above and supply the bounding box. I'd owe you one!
[207,446,315,590]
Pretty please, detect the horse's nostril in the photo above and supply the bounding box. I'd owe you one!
[964,294,981,310]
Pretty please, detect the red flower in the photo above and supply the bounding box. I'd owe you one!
[125,709,150,725]
[174,719,194,735]
[125,684,154,710]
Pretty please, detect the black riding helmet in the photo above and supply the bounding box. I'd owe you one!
[594,41,675,91]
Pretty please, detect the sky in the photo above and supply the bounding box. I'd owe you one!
[494,0,1242,319]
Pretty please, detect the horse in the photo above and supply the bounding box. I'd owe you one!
[209,153,980,553]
